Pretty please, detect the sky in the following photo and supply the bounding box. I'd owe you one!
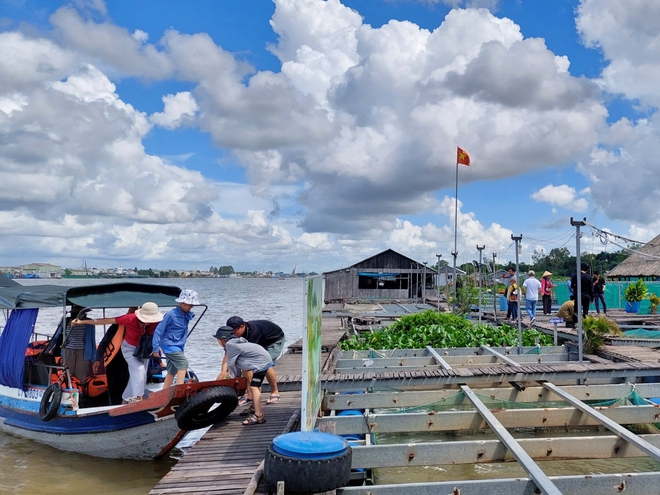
[1,0,659,273]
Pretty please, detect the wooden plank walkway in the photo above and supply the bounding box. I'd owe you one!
[150,391,301,495]
[151,317,347,495]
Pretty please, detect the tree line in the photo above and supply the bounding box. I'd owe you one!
[438,246,635,279]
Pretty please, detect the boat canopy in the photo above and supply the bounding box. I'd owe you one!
[0,282,182,310]
[0,284,68,309]
[66,282,181,309]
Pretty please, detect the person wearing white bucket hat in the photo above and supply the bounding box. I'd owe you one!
[152,289,200,388]
[73,302,164,403]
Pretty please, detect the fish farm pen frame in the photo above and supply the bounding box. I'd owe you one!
[305,345,660,495]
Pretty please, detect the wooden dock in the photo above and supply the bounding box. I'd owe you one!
[150,391,301,495]
[150,318,346,495]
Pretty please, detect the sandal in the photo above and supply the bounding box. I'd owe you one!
[242,413,266,425]
[238,396,252,406]
[240,405,255,416]
[266,394,281,404]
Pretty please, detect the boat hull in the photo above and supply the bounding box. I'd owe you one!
[0,378,246,460]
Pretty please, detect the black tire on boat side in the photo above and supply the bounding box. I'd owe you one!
[39,382,62,421]
[264,444,352,494]
[175,386,238,430]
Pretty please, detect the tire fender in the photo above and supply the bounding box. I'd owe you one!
[39,382,62,421]
[175,386,238,431]
[264,442,352,494]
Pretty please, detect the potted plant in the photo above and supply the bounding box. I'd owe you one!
[649,293,660,314]
[624,278,648,313]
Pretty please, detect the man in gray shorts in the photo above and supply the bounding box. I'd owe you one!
[221,316,285,404]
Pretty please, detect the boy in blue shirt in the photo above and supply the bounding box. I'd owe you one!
[152,289,199,388]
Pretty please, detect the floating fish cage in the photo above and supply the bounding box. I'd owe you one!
[312,346,660,494]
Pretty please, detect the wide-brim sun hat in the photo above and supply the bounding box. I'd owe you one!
[176,289,200,305]
[135,302,164,323]
[542,271,552,277]
[214,325,235,340]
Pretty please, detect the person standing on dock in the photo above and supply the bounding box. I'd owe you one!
[593,272,607,315]
[220,316,284,405]
[152,289,200,388]
[214,326,272,425]
[540,271,556,315]
[505,277,518,321]
[522,270,542,324]
[570,263,594,319]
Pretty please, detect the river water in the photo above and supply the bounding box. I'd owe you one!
[0,277,305,495]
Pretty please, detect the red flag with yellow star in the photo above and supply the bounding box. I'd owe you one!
[457,147,470,166]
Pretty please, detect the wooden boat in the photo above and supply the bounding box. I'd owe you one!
[0,282,246,460]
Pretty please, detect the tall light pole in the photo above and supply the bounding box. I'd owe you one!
[422,261,428,302]
[451,251,458,312]
[492,253,498,321]
[512,234,523,354]
[477,245,485,323]
[571,217,587,363]
[436,254,442,313]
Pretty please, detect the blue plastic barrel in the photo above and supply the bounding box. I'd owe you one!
[271,431,348,460]
[499,296,507,311]
[337,410,365,440]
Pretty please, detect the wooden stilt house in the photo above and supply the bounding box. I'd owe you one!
[323,249,437,303]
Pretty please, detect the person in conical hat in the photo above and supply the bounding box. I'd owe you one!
[540,271,556,315]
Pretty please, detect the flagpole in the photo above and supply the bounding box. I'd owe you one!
[452,159,458,311]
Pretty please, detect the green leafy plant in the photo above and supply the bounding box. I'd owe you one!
[582,315,622,353]
[624,279,648,302]
[339,310,553,351]
[649,293,660,314]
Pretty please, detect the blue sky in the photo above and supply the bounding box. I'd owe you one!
[1,0,659,273]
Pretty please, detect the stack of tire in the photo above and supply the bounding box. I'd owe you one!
[264,431,352,494]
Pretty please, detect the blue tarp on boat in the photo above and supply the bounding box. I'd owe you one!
[0,308,38,388]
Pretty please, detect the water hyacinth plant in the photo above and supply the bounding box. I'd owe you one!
[340,311,553,351]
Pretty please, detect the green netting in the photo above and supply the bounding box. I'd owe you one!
[623,329,660,339]
[380,391,467,414]
[588,389,651,407]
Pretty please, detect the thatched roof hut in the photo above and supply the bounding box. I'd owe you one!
[606,233,660,280]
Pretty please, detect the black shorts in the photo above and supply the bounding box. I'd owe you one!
[250,370,267,388]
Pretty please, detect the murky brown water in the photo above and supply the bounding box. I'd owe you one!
[373,429,660,484]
